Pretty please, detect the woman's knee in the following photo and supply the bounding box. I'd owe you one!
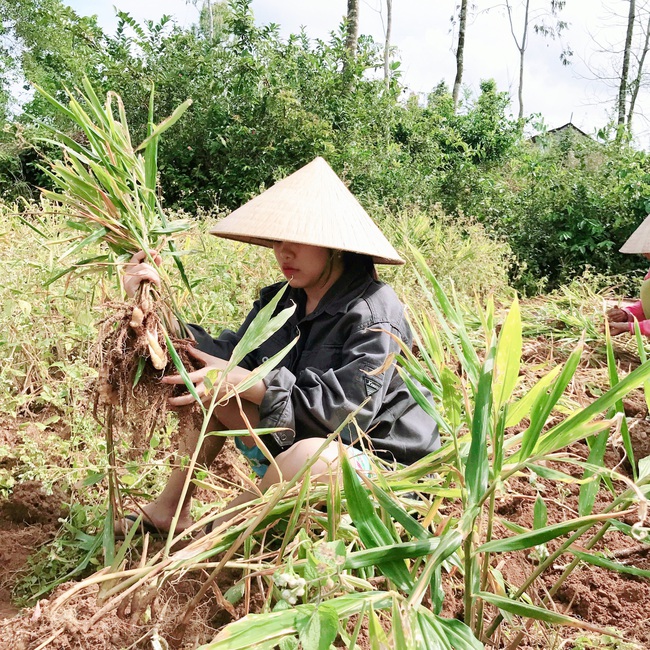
[215,399,260,430]
[275,438,339,479]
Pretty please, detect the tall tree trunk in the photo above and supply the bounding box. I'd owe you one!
[627,10,650,135]
[618,0,635,135]
[206,0,214,40]
[452,0,468,110]
[506,0,530,121]
[345,0,360,60]
[383,0,393,90]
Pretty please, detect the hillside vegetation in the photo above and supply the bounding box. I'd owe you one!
[1,0,650,293]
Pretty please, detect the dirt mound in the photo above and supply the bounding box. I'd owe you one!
[556,557,650,645]
[1,580,216,650]
[1,481,67,526]
[0,481,65,623]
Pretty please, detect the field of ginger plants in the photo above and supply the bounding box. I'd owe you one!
[0,205,649,650]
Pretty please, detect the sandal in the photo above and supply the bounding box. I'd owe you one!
[114,513,166,540]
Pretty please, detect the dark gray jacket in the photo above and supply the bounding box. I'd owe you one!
[189,264,439,464]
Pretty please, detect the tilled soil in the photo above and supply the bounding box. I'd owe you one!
[1,338,650,648]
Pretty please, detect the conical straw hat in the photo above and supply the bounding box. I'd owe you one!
[209,157,404,264]
[620,214,650,253]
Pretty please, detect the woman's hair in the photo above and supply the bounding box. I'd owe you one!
[342,251,378,280]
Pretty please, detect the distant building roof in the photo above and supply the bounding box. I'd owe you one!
[530,122,595,144]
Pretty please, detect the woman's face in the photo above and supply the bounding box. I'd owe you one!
[273,241,342,292]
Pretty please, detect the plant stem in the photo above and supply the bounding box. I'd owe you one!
[104,404,118,566]
[463,530,475,628]
[476,488,497,639]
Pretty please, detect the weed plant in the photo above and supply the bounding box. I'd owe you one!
[379,204,515,309]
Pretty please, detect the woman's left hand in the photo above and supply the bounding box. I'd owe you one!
[607,307,629,323]
[609,321,631,336]
[162,347,230,407]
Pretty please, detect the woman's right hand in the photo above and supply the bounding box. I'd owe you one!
[123,250,162,299]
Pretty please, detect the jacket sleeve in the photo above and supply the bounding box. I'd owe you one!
[259,316,405,441]
[627,318,650,336]
[624,301,646,322]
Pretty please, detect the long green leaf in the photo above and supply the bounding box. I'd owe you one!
[570,549,650,578]
[366,478,430,540]
[222,336,298,399]
[634,319,650,413]
[519,341,583,460]
[605,322,636,480]
[43,254,110,286]
[143,85,158,213]
[511,358,650,463]
[201,592,393,650]
[343,538,442,569]
[478,592,621,632]
[136,98,193,151]
[417,609,484,650]
[478,511,622,553]
[466,344,494,505]
[227,284,295,370]
[493,297,521,410]
[440,365,462,434]
[416,613,453,650]
[578,429,609,517]
[164,333,204,409]
[341,453,414,591]
[58,226,110,261]
[505,365,561,428]
[397,366,448,435]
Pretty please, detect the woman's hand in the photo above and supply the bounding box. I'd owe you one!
[606,307,629,323]
[123,250,162,299]
[162,347,230,407]
[609,321,631,336]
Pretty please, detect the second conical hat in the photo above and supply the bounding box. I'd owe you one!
[209,157,404,265]
[620,214,650,253]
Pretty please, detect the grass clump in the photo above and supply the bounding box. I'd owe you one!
[378,204,515,308]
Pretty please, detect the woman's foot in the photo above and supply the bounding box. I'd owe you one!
[113,503,194,538]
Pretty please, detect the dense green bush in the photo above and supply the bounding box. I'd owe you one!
[464,132,650,294]
[2,0,650,293]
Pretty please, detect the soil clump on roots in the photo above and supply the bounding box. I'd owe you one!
[94,299,202,452]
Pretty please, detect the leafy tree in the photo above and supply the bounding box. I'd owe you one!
[0,0,106,115]
[476,132,650,292]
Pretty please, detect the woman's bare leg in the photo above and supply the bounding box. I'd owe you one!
[208,438,341,530]
[117,399,260,534]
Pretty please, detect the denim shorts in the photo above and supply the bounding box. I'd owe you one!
[234,437,271,477]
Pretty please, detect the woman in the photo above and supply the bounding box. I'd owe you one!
[119,157,439,535]
[608,215,650,336]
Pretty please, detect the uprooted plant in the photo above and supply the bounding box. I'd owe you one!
[31,78,203,548]
[35,78,194,430]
